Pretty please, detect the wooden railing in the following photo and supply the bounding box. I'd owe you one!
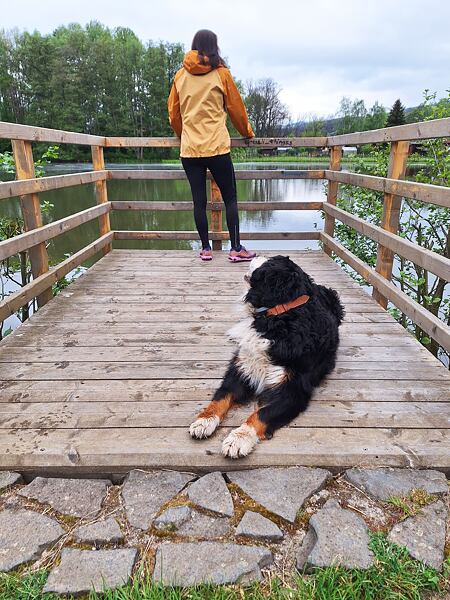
[0,118,449,353]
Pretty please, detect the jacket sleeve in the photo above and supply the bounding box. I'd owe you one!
[219,69,255,138]
[168,77,182,138]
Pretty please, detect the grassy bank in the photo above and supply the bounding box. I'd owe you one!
[1,534,448,600]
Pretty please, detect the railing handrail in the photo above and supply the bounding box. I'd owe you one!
[0,117,449,147]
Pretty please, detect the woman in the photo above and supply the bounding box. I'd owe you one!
[168,29,257,262]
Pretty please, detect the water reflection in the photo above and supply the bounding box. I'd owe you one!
[0,163,327,260]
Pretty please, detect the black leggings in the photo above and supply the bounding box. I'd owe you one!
[181,152,241,250]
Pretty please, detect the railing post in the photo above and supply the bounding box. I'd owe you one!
[91,145,112,255]
[323,145,343,256]
[210,176,223,251]
[11,139,53,308]
[372,140,410,308]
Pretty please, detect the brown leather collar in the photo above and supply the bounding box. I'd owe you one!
[256,294,310,317]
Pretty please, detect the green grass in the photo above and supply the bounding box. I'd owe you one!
[1,535,448,600]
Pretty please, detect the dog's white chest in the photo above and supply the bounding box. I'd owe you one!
[228,318,286,394]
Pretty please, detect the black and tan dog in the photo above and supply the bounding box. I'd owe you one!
[189,255,344,458]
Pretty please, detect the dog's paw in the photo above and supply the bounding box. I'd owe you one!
[189,416,220,439]
[221,424,259,458]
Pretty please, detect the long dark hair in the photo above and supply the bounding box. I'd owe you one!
[191,30,226,69]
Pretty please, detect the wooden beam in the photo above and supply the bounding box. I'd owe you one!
[91,146,111,255]
[210,178,223,251]
[373,141,410,307]
[323,203,450,282]
[0,232,114,322]
[0,204,111,260]
[325,170,450,209]
[0,121,106,145]
[108,169,326,181]
[11,140,52,308]
[323,146,343,256]
[110,200,324,211]
[104,136,328,148]
[327,117,450,146]
[0,170,108,201]
[320,232,450,352]
[114,231,320,241]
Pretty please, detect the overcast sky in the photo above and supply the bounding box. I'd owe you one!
[3,0,449,119]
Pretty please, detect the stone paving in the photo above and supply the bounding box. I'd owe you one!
[0,467,448,594]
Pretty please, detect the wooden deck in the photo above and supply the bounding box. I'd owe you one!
[1,249,449,477]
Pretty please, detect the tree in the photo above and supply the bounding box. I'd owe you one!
[244,78,290,136]
[335,97,367,134]
[366,101,387,130]
[386,99,406,127]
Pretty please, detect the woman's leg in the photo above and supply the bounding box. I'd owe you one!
[206,153,241,250]
[181,157,210,249]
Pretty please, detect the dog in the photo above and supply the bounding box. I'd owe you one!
[189,255,345,458]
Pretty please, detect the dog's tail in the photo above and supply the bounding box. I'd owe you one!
[317,285,345,325]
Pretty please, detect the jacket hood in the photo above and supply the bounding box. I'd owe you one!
[183,50,219,75]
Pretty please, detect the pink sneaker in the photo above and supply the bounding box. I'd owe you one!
[199,248,213,261]
[228,246,257,262]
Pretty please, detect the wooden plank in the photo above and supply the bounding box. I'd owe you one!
[0,233,114,321]
[104,136,329,148]
[373,141,410,307]
[210,178,222,251]
[323,145,342,256]
[109,169,326,181]
[0,345,436,363]
[1,361,446,381]
[0,204,110,260]
[1,120,106,145]
[1,379,448,403]
[102,250,326,257]
[0,170,108,201]
[325,170,450,209]
[91,146,111,255]
[320,232,450,352]
[110,201,324,211]
[323,203,450,282]
[11,140,52,307]
[1,401,446,429]
[0,427,448,472]
[113,231,321,241]
[327,117,450,146]
[24,305,398,329]
[0,332,420,352]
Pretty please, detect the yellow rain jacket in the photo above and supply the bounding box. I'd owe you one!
[168,50,254,158]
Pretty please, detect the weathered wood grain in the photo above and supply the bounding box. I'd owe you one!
[325,170,450,209]
[113,231,321,241]
[0,401,446,429]
[91,146,111,255]
[0,170,108,201]
[373,140,409,307]
[323,145,342,256]
[1,248,448,474]
[110,200,324,211]
[11,140,53,308]
[1,379,448,404]
[0,427,448,473]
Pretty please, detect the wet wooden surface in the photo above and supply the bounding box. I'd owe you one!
[1,249,449,476]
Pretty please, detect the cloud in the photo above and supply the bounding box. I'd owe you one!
[3,0,449,116]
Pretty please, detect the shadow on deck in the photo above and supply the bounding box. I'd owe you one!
[1,250,449,477]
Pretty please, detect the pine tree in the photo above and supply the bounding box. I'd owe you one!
[386,99,406,127]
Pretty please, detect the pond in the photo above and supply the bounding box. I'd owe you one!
[0,162,327,262]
